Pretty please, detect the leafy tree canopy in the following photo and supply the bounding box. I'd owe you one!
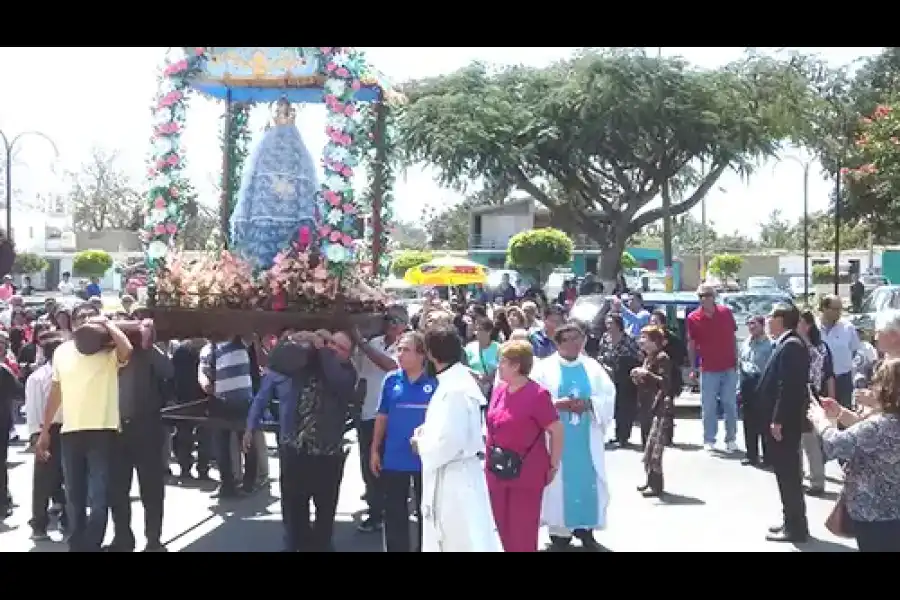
[391,249,433,279]
[12,252,48,275]
[620,251,637,270]
[73,249,113,277]
[507,228,574,284]
[708,253,744,280]
[395,48,816,280]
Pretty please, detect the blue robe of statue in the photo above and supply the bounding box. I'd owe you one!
[230,123,320,270]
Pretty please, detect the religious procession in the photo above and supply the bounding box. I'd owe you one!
[0,46,898,554]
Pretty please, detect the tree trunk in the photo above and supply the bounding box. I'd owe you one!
[595,220,630,294]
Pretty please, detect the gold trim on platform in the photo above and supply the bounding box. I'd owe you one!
[193,74,386,91]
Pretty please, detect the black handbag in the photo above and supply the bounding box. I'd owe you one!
[486,429,545,480]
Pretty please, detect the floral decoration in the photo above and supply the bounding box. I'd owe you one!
[143,47,209,270]
[155,229,386,313]
[312,46,368,271]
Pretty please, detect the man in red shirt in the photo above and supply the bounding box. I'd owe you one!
[686,284,739,453]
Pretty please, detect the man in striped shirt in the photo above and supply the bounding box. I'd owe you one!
[199,337,255,499]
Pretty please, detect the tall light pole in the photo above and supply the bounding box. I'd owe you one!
[774,155,812,299]
[0,130,59,242]
[657,47,676,293]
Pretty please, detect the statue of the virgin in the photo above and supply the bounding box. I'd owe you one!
[230,96,320,269]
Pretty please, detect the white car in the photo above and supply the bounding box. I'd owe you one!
[746,276,779,292]
[545,270,575,301]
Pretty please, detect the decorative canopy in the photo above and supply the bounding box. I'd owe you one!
[185,47,389,104]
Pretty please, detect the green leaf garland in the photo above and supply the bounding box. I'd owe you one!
[220,103,252,245]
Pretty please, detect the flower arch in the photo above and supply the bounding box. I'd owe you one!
[143,46,396,280]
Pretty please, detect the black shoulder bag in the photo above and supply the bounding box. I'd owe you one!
[486,426,545,480]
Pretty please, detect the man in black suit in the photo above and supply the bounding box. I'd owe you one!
[757,303,810,543]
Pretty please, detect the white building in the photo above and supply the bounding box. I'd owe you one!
[777,249,882,278]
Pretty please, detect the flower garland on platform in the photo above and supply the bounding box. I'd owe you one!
[220,103,252,245]
[143,47,208,270]
[313,46,367,274]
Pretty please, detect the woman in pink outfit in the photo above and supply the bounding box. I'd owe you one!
[485,340,563,552]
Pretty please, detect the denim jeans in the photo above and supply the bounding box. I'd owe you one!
[61,429,116,552]
[699,368,738,444]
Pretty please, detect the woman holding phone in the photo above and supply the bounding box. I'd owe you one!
[797,310,835,496]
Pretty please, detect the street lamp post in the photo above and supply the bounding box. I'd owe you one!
[775,156,812,299]
[0,130,59,241]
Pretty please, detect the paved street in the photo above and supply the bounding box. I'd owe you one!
[1,418,856,552]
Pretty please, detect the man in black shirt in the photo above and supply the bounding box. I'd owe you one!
[273,330,362,552]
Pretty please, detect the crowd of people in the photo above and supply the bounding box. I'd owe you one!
[0,272,898,553]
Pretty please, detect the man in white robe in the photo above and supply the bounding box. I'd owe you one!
[533,322,615,551]
[411,325,502,553]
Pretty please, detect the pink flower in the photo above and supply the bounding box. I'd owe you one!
[336,67,349,78]
[329,230,342,242]
[342,203,355,214]
[343,104,356,117]
[351,79,361,91]
[324,94,337,105]
[154,196,166,209]
[326,62,337,72]
[298,226,311,247]
[165,223,178,234]
[340,134,352,146]
[324,190,342,206]
[147,167,157,177]
[154,224,166,235]
[194,47,205,56]
[319,225,332,237]
[340,234,353,246]
[341,166,353,178]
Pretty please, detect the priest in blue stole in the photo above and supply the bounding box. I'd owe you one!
[533,322,615,551]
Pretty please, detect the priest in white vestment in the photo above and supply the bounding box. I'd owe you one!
[533,323,615,551]
[411,325,503,553]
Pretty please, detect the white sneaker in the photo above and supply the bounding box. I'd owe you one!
[726,441,739,453]
[704,443,716,453]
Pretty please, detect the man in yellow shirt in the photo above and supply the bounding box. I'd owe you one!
[36,304,133,552]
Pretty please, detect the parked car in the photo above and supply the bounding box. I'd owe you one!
[861,274,890,295]
[745,276,780,293]
[720,291,794,344]
[545,269,575,302]
[849,284,900,335]
[788,275,813,298]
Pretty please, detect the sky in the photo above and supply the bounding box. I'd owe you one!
[0,46,884,238]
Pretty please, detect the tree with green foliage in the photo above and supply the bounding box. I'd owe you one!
[73,249,113,277]
[620,251,637,270]
[391,249,433,279]
[395,48,815,287]
[708,253,744,281]
[12,252,48,275]
[812,263,835,284]
[507,228,574,285]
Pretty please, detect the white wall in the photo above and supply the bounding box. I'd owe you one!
[778,250,883,276]
[480,213,534,249]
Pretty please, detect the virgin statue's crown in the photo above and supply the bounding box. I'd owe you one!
[274,96,296,125]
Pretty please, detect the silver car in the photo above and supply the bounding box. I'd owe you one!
[720,291,794,344]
